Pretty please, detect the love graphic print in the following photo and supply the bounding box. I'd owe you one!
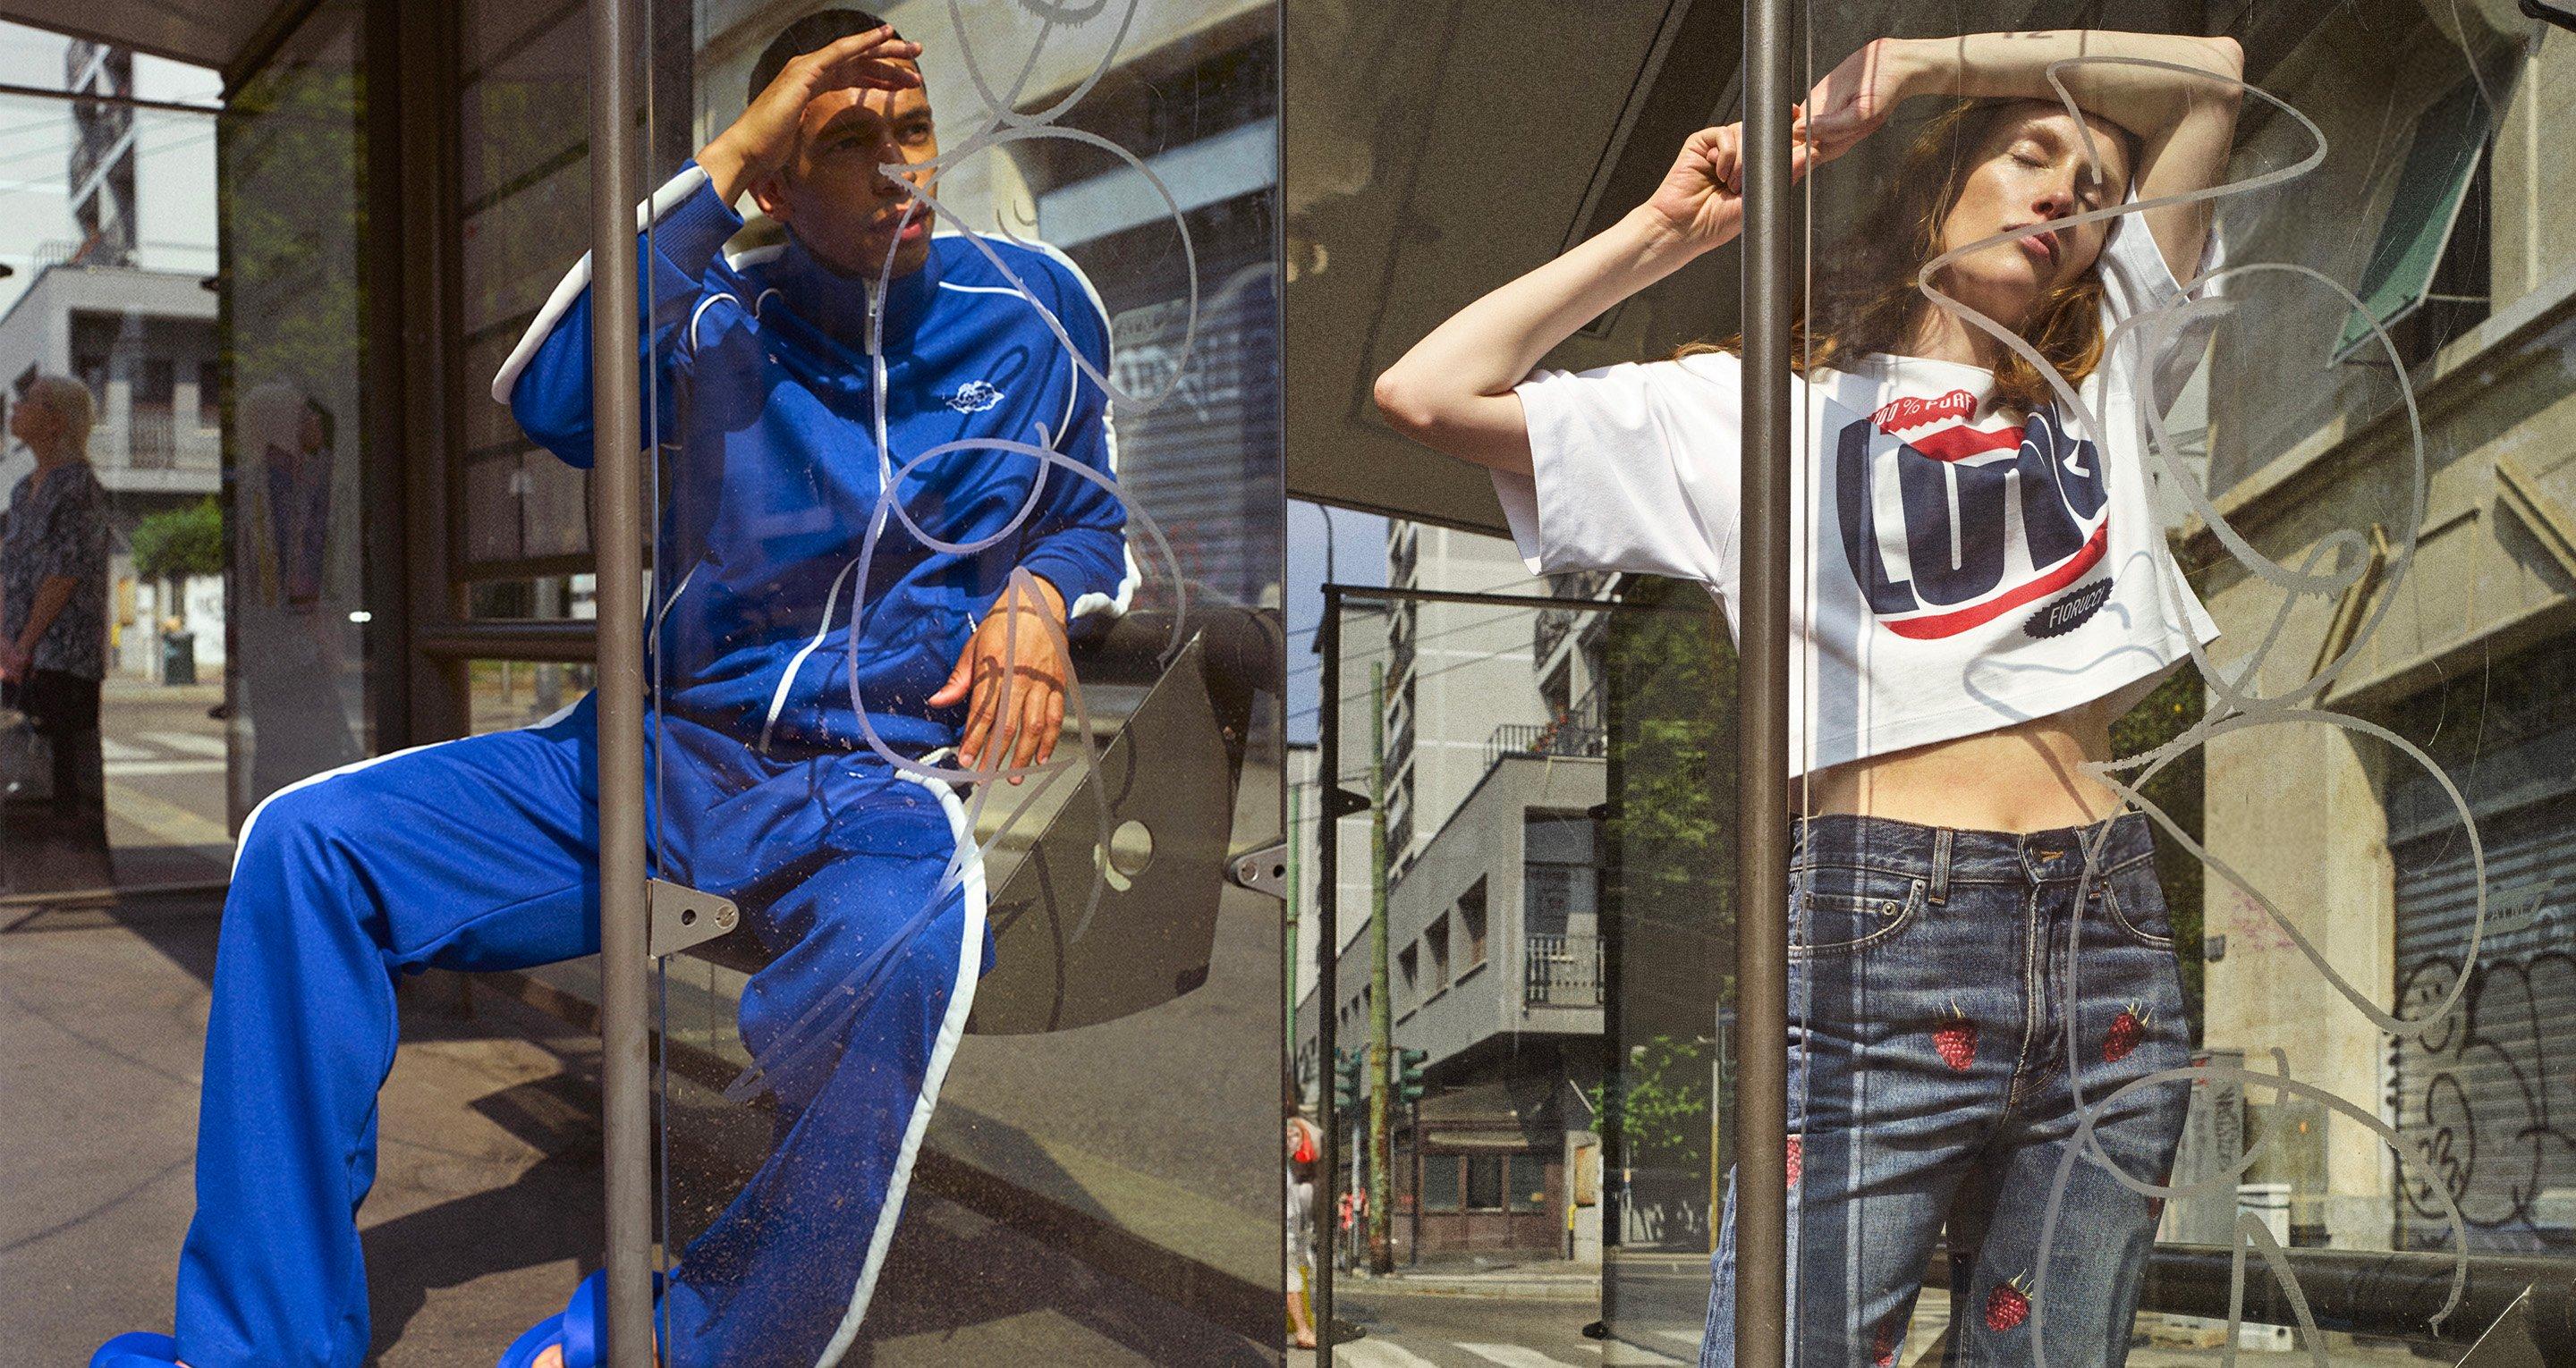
[1835,391,2110,640]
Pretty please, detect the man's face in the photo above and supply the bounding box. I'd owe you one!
[758,65,940,279]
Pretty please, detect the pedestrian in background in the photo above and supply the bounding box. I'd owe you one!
[1286,1097,1323,1349]
[1,375,112,819]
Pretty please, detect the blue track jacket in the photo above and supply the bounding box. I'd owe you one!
[496,164,1134,756]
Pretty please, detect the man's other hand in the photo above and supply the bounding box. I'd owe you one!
[928,575,1070,784]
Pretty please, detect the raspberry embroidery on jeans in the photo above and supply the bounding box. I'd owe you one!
[1934,1000,1978,1071]
[1984,1273,2033,1332]
[1871,1315,1901,1366]
[1784,1134,1803,1188]
[2104,1001,2150,1062]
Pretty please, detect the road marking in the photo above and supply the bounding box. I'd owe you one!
[105,760,226,777]
[1459,1346,1589,1367]
[1648,1330,1704,1353]
[100,738,152,762]
[136,731,228,758]
[1336,1341,1445,1368]
[103,780,232,849]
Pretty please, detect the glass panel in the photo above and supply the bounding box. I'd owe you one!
[1303,581,1728,1363]
[1,21,377,895]
[465,659,597,735]
[455,0,597,582]
[464,573,596,621]
[217,4,384,820]
[1776,4,2541,1362]
[614,4,1282,1362]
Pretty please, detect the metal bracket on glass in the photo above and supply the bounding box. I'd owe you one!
[647,878,739,959]
[1227,840,1288,901]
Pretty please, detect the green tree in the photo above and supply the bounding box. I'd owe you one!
[1589,1034,1711,1166]
[2108,666,2208,1040]
[131,498,225,580]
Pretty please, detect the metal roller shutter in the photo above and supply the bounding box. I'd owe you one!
[2388,793,2576,1254]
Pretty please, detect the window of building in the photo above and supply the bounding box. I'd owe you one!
[137,357,174,407]
[1398,942,1419,1002]
[1525,812,1601,938]
[1461,879,1488,967]
[1427,911,1451,990]
[1423,1153,1461,1212]
[1465,1153,1504,1211]
[1508,1153,1547,1213]
[2339,78,2493,370]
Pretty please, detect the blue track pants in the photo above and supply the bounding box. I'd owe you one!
[171,694,987,1368]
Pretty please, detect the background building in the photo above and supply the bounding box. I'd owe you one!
[2185,7,2576,1257]
[0,38,225,678]
[1298,529,1625,1264]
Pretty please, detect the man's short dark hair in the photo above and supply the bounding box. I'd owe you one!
[750,9,902,106]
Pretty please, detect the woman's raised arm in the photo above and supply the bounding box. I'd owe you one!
[1801,31,2245,279]
[1372,122,1807,476]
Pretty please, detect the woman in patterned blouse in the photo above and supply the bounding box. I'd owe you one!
[1,375,112,810]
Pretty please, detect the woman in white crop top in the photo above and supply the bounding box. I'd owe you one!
[1376,29,2248,1368]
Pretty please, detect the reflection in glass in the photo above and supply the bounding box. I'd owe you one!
[0,49,241,891]
[613,4,1284,1363]
[220,1,377,815]
[234,383,360,796]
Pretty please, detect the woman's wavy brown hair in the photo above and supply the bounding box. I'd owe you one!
[1680,98,2134,416]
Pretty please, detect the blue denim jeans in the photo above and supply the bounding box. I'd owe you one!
[1699,810,2192,1367]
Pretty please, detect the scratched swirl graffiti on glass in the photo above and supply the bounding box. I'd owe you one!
[626,4,1265,1363]
[1880,52,2503,1364]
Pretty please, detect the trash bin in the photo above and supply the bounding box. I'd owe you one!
[161,629,198,686]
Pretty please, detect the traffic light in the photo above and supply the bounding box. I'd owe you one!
[1396,1047,1429,1105]
[1335,1047,1367,1113]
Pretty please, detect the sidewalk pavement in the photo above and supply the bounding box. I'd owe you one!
[0,888,1269,1364]
[0,891,597,1365]
[1341,1258,1602,1303]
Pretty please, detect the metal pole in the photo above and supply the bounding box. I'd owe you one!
[1367,662,1392,1273]
[587,0,653,1359]
[1287,781,1301,1076]
[1315,587,1342,1359]
[1409,1095,1422,1266]
[1733,0,1794,1364]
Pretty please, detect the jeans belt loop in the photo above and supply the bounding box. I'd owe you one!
[1929,828,1953,906]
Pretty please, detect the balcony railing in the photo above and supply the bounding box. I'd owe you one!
[1524,933,1604,1007]
[1484,719,1606,770]
[104,409,219,473]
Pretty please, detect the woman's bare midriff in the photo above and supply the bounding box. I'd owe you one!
[1791,698,2127,833]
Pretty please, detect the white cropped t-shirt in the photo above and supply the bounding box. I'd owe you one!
[1494,210,2224,777]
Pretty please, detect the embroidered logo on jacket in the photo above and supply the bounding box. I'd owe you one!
[946,381,1004,413]
[1835,403,2109,641]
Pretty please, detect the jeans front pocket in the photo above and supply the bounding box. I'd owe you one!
[2097,855,2177,950]
[1790,866,1928,957]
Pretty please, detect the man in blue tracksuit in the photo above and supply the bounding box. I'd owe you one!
[93,13,1131,1368]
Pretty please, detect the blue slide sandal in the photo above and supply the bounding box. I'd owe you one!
[498,1268,663,1368]
[89,1331,179,1367]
